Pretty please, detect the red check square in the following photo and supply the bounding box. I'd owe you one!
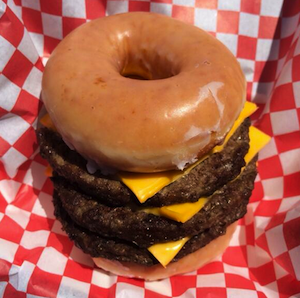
[258,16,278,39]
[258,155,283,179]
[195,0,218,9]
[266,212,286,230]
[0,7,24,47]
[13,127,37,159]
[197,261,224,274]
[41,177,54,195]
[250,181,264,203]
[279,35,294,59]
[277,275,300,298]
[13,160,32,184]
[225,274,256,290]
[0,107,7,118]
[0,137,10,157]
[62,17,86,38]
[245,223,255,246]
[89,284,116,298]
[0,260,11,282]
[217,10,239,34]
[2,50,33,87]
[284,172,300,198]
[47,233,73,257]
[249,262,276,286]
[22,7,43,34]
[129,1,150,12]
[11,90,40,124]
[26,214,55,232]
[44,36,61,56]
[256,233,270,255]
[171,275,197,297]
[237,36,257,60]
[172,5,195,25]
[275,252,295,279]
[64,260,93,283]
[275,131,300,153]
[13,184,38,212]
[0,215,24,243]
[283,218,300,250]
[40,0,62,15]
[85,0,106,19]
[14,246,44,265]
[240,0,260,15]
[0,193,7,213]
[270,83,296,112]
[27,267,62,298]
[254,200,281,217]
[222,246,248,267]
[292,55,300,81]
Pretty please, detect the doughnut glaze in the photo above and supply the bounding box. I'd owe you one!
[42,12,246,172]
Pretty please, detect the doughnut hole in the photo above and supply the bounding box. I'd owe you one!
[120,48,181,80]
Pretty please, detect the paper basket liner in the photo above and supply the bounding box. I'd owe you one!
[0,0,300,297]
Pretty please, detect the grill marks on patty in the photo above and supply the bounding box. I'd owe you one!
[53,159,257,265]
[36,117,257,265]
[37,118,251,207]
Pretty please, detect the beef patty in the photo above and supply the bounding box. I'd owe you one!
[37,118,250,207]
[53,158,257,265]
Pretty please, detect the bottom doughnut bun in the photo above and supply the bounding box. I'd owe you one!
[93,222,237,281]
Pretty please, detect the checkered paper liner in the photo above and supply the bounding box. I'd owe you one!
[0,0,300,297]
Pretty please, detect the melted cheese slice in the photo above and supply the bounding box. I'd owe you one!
[144,198,208,223]
[245,126,271,164]
[120,101,258,203]
[148,237,190,267]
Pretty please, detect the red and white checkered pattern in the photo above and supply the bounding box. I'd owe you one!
[1,0,300,297]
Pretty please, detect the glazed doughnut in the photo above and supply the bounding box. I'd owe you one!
[42,12,246,173]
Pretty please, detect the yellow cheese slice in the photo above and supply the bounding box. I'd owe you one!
[144,198,208,224]
[120,101,258,203]
[160,198,208,223]
[120,170,181,204]
[245,126,271,164]
[148,237,190,267]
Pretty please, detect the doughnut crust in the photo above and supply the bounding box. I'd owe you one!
[42,12,246,173]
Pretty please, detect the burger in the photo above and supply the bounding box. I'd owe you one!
[36,12,270,280]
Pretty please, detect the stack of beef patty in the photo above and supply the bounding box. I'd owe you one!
[36,115,257,268]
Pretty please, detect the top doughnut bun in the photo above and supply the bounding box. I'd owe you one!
[42,12,246,173]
